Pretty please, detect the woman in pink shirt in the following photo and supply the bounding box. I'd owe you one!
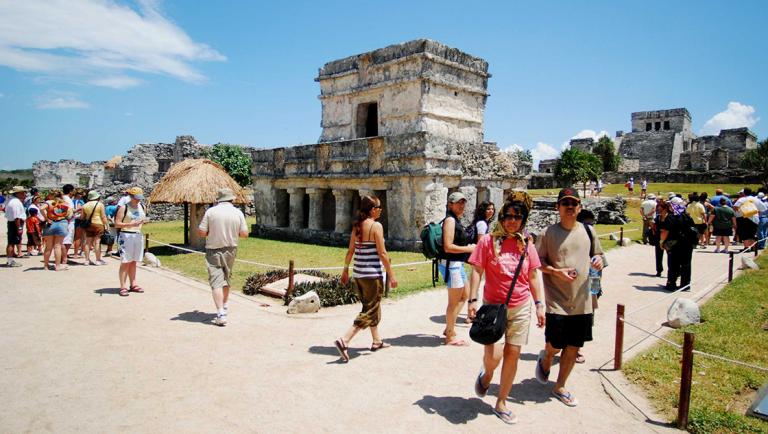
[467,191,545,425]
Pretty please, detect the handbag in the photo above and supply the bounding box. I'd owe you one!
[100,232,115,245]
[469,239,528,345]
[77,200,98,230]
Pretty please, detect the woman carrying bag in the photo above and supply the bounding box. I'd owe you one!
[467,192,545,425]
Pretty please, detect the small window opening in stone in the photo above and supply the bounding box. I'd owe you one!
[646,122,652,131]
[664,120,670,130]
[356,102,379,138]
[654,121,661,131]
[454,91,458,96]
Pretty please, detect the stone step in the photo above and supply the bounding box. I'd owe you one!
[261,273,328,298]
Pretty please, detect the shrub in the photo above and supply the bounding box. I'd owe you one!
[242,270,290,295]
[285,274,358,307]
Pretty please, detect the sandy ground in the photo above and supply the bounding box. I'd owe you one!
[0,215,745,433]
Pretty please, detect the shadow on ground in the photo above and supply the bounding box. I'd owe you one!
[628,272,660,278]
[94,288,121,296]
[632,285,668,293]
[387,333,443,348]
[413,395,494,424]
[507,378,553,404]
[429,314,473,325]
[170,310,217,325]
[308,345,370,364]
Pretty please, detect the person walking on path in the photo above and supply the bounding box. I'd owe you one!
[534,187,604,407]
[467,193,544,425]
[686,193,707,248]
[466,200,496,323]
[61,184,77,261]
[41,191,72,271]
[758,192,768,250]
[81,190,110,265]
[640,194,657,245]
[335,195,397,361]
[709,198,736,253]
[640,178,648,199]
[197,188,249,327]
[5,186,27,267]
[440,192,476,346]
[114,188,149,297]
[733,187,767,251]
[659,201,696,291]
[650,199,666,277]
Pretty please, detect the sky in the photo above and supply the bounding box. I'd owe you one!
[0,0,766,170]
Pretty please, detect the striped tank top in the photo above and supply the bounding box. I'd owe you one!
[353,225,383,279]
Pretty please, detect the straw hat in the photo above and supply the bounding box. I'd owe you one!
[87,190,101,201]
[9,185,28,195]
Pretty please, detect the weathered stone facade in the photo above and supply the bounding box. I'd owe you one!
[251,40,528,250]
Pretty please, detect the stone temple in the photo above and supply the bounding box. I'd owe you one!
[249,39,530,250]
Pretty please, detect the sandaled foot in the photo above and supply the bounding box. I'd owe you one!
[119,288,129,297]
[552,389,579,407]
[575,352,585,364]
[492,408,518,425]
[474,369,489,398]
[445,337,468,346]
[334,338,349,362]
[535,350,550,384]
[370,341,391,352]
[129,285,144,293]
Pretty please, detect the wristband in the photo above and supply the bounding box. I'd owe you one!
[468,298,478,303]
[534,300,543,306]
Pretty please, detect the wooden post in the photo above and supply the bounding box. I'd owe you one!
[144,233,149,253]
[728,252,734,282]
[619,227,624,245]
[677,332,695,429]
[286,260,295,299]
[183,202,189,245]
[614,304,625,370]
[755,243,759,258]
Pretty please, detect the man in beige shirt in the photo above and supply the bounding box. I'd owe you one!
[534,187,604,407]
[198,188,248,327]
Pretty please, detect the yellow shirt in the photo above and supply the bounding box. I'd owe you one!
[81,201,106,227]
[686,202,706,225]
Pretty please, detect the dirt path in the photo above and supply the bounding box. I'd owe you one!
[0,215,742,433]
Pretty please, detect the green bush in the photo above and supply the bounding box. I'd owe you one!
[285,273,358,307]
[242,270,289,295]
[689,406,764,434]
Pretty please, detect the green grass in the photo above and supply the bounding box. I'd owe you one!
[623,254,768,433]
[145,217,436,298]
[527,182,761,199]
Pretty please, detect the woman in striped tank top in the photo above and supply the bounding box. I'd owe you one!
[334,195,397,363]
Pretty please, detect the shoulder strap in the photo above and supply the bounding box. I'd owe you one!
[584,222,595,258]
[503,240,529,306]
[85,200,98,223]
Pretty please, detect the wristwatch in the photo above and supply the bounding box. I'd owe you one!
[468,298,478,304]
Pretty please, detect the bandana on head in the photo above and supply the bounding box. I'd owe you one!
[669,202,686,216]
[489,190,533,257]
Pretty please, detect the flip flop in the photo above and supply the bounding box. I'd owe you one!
[129,285,144,293]
[119,288,129,297]
[370,341,391,352]
[334,338,349,362]
[552,389,579,407]
[445,338,468,346]
[535,350,550,384]
[575,353,586,364]
[492,408,518,425]
[474,369,489,398]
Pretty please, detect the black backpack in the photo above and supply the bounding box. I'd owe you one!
[678,213,699,247]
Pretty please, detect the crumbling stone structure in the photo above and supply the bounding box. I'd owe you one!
[250,39,529,250]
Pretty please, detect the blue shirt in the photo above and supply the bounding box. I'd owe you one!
[105,205,117,218]
[710,195,732,208]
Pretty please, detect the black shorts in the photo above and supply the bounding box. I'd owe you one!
[545,313,593,349]
[736,218,758,241]
[695,224,707,235]
[7,221,22,245]
[713,227,732,237]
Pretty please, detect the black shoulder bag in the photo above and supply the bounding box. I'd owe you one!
[78,200,98,230]
[469,239,528,345]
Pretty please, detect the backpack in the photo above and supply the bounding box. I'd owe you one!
[678,213,699,247]
[420,219,445,259]
[739,198,759,218]
[465,221,478,244]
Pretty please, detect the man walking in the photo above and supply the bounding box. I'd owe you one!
[640,194,657,245]
[535,187,604,407]
[198,188,248,327]
[5,186,27,267]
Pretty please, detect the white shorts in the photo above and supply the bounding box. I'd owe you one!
[118,232,144,263]
[63,220,75,245]
[438,260,467,289]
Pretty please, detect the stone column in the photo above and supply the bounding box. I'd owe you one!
[488,187,504,210]
[333,189,352,233]
[458,186,477,228]
[287,188,305,229]
[306,188,324,230]
[189,203,207,250]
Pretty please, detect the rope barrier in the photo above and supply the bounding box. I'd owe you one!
[597,228,639,239]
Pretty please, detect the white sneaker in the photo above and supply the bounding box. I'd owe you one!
[212,314,227,327]
[6,260,22,268]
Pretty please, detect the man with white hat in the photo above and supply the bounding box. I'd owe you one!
[640,194,657,245]
[5,186,28,267]
[198,188,248,326]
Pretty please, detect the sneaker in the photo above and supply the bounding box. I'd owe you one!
[6,260,22,268]
[95,260,108,266]
[212,314,227,327]
[713,249,721,253]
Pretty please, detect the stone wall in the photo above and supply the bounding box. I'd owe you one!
[602,170,762,185]
[569,138,594,152]
[33,160,106,189]
[631,108,691,134]
[618,131,678,171]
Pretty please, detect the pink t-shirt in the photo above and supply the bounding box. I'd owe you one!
[468,235,541,307]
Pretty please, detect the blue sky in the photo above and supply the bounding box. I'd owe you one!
[0,0,766,170]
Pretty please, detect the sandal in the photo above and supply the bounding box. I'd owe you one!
[552,389,579,407]
[474,369,489,398]
[492,408,518,425]
[334,338,349,362]
[575,352,586,364]
[443,330,468,346]
[370,341,391,352]
[535,350,550,384]
[119,288,129,297]
[129,285,144,293]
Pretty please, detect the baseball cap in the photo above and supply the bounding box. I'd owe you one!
[448,192,467,203]
[127,187,144,196]
[647,194,656,200]
[557,187,580,203]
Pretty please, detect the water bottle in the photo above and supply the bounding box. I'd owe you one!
[588,264,602,296]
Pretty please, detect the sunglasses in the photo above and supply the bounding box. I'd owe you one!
[502,214,524,221]
[373,205,383,210]
[559,199,579,207]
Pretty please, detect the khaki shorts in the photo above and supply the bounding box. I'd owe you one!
[483,300,531,345]
[206,246,237,289]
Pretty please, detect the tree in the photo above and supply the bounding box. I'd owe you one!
[512,148,533,164]
[742,138,768,187]
[204,143,252,187]
[592,136,621,172]
[554,148,603,193]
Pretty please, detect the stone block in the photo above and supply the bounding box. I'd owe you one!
[741,256,760,270]
[620,238,631,247]
[666,298,700,328]
[142,252,161,267]
[287,290,321,314]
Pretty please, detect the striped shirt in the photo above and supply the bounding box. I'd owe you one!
[353,241,383,279]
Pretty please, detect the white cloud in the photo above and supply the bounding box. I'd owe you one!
[571,129,609,141]
[531,142,559,162]
[0,0,225,88]
[700,102,759,135]
[35,92,89,109]
[502,143,524,153]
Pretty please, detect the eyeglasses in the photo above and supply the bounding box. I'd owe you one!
[502,214,523,221]
[559,199,579,207]
[373,206,383,210]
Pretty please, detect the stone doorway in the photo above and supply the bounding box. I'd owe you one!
[356,102,378,138]
[275,189,289,227]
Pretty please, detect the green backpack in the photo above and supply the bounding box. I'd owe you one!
[420,219,445,259]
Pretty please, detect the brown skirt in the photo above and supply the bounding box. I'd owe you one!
[352,278,384,329]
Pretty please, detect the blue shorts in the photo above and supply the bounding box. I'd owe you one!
[43,220,69,237]
[438,260,467,289]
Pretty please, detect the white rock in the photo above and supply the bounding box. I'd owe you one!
[620,237,632,247]
[287,290,320,314]
[666,298,700,328]
[143,252,161,267]
[741,256,760,270]
[609,233,618,241]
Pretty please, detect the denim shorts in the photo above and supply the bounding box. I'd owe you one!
[438,260,467,289]
[43,220,69,237]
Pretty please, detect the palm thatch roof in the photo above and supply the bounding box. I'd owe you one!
[104,155,122,169]
[148,159,250,204]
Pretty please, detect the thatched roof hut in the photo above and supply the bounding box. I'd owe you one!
[149,159,249,205]
[148,159,251,248]
[104,155,122,169]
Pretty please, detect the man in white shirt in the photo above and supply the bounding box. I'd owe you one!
[733,188,767,250]
[640,194,657,245]
[198,188,248,326]
[5,186,27,267]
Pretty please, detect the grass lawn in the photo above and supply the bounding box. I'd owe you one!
[623,254,768,434]
[145,217,436,298]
